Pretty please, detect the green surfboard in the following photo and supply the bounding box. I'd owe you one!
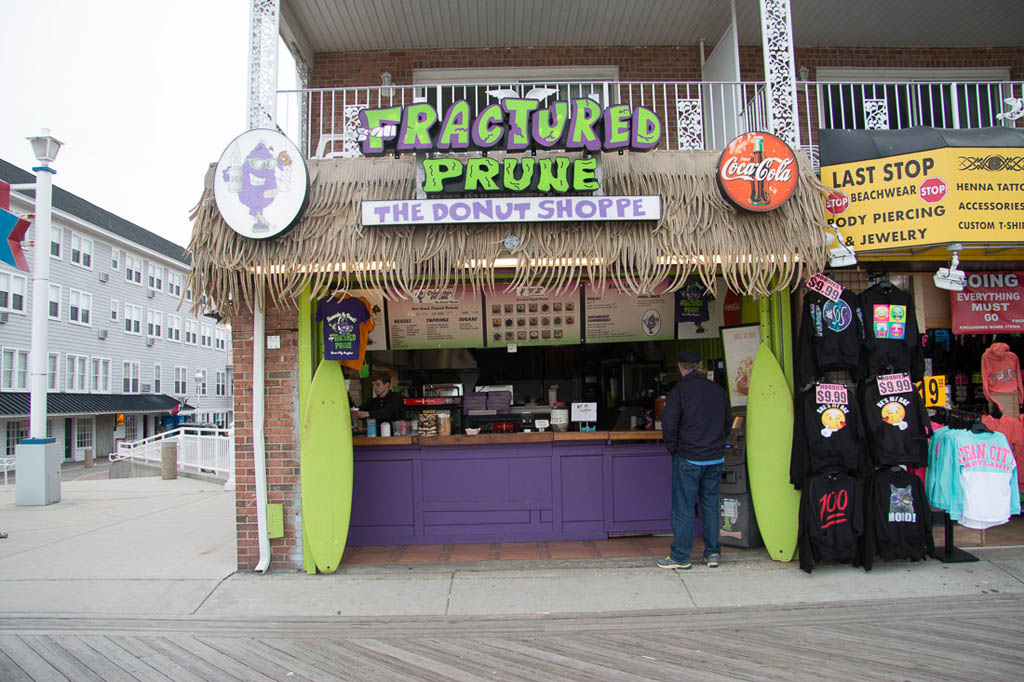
[745,343,800,562]
[300,359,354,573]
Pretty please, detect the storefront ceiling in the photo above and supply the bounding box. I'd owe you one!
[282,0,1024,60]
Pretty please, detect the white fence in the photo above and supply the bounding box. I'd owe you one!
[114,426,234,488]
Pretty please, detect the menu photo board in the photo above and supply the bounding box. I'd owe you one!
[583,280,675,343]
[485,286,581,347]
[387,285,484,349]
[345,289,388,351]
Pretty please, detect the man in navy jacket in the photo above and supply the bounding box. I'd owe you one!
[659,350,731,570]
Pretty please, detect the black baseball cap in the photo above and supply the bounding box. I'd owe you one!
[677,350,701,364]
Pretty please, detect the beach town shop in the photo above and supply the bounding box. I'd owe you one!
[819,126,1024,418]
[189,97,832,571]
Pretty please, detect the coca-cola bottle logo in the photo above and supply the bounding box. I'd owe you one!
[717,132,799,212]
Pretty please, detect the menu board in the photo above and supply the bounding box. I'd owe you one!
[347,289,387,351]
[485,286,581,347]
[387,286,484,349]
[583,280,675,343]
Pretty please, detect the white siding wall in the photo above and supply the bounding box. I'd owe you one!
[0,194,233,458]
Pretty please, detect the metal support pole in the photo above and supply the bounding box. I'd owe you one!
[28,165,54,439]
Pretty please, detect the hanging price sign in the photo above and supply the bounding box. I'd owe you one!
[878,372,914,396]
[815,383,849,405]
[806,273,843,302]
[915,375,946,407]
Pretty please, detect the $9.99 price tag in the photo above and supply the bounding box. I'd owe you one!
[878,372,913,396]
[815,383,848,405]
[806,273,843,302]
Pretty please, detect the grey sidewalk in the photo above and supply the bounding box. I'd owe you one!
[2,478,1023,618]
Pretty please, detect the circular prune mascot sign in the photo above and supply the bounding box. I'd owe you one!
[214,129,309,239]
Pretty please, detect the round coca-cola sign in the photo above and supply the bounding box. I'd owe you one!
[717,132,799,212]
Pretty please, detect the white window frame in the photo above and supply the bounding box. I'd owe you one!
[122,361,140,394]
[147,263,163,291]
[48,283,61,320]
[125,254,143,285]
[215,328,227,350]
[216,370,226,397]
[111,248,121,272]
[184,319,198,345]
[66,353,88,393]
[153,363,162,393]
[167,272,183,297]
[1,347,29,391]
[174,366,187,395]
[200,324,213,348]
[124,304,142,335]
[91,357,111,393]
[0,272,27,313]
[147,309,163,338]
[196,368,207,396]
[50,226,62,260]
[47,352,59,391]
[69,231,94,269]
[110,299,119,322]
[166,313,181,342]
[75,417,94,453]
[68,288,92,326]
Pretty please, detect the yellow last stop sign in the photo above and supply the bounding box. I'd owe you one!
[915,375,946,407]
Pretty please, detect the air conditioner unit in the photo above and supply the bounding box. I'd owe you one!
[96,329,107,340]
[146,338,155,347]
[98,272,108,283]
[0,312,7,324]
[147,289,155,299]
[141,383,151,392]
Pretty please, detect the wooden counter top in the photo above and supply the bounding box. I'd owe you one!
[353,431,663,447]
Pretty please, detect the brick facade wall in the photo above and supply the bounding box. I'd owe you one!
[232,305,302,571]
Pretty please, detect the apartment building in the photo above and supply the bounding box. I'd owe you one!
[0,159,233,461]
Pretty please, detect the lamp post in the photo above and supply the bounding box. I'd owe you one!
[193,368,204,422]
[16,129,63,506]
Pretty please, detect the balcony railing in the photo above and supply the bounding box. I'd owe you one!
[277,80,769,159]
[276,79,1023,166]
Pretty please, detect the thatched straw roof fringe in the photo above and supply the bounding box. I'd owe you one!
[187,150,830,318]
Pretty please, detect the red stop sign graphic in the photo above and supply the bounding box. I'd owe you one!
[825,191,849,214]
[919,177,947,204]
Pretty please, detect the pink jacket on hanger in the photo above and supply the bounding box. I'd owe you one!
[982,342,1024,406]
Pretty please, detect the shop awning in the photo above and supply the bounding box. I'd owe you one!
[188,150,832,318]
[819,126,1024,167]
[0,393,193,418]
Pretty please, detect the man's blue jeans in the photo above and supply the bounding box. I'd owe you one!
[669,457,722,563]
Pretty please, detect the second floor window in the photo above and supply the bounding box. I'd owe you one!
[200,324,213,348]
[153,363,162,393]
[69,289,92,325]
[166,314,181,342]
[66,354,87,392]
[91,358,111,393]
[185,320,198,345]
[167,272,183,297]
[196,369,207,396]
[216,371,226,396]
[147,310,162,338]
[50,226,62,259]
[0,272,26,313]
[122,361,140,393]
[174,366,187,394]
[70,233,93,268]
[125,255,143,284]
[1,348,28,391]
[48,353,59,391]
[48,284,61,319]
[148,263,163,291]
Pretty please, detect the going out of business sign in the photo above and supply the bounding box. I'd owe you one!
[359,98,663,226]
[821,147,1024,251]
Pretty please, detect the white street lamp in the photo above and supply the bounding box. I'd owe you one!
[16,128,63,506]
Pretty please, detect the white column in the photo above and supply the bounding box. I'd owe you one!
[759,0,799,146]
[248,0,281,129]
[29,165,54,439]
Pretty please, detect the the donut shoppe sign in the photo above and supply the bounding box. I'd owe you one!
[360,98,663,226]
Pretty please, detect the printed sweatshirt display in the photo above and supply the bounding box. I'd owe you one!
[316,295,375,369]
[798,470,863,573]
[982,413,1024,461]
[790,385,870,486]
[860,467,933,571]
[857,282,924,381]
[981,342,1023,407]
[927,426,1021,530]
[796,288,864,386]
[858,378,931,468]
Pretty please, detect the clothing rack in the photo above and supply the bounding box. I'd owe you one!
[927,406,981,563]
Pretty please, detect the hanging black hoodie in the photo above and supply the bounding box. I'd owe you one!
[859,467,934,571]
[796,288,864,386]
[857,281,924,381]
[790,384,871,487]
[858,378,931,468]
[798,470,863,574]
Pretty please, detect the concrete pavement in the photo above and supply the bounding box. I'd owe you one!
[1,477,1023,619]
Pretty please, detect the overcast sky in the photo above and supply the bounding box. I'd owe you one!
[0,0,297,248]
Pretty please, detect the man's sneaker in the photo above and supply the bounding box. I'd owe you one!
[657,556,691,570]
[706,553,721,568]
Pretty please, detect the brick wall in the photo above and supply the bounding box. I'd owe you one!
[311,45,1024,89]
[232,303,303,571]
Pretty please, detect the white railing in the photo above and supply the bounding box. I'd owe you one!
[114,426,234,488]
[277,80,769,158]
[798,80,1024,169]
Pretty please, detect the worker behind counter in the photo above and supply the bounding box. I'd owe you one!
[352,372,405,423]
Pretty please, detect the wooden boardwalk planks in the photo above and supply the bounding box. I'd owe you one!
[0,594,1020,681]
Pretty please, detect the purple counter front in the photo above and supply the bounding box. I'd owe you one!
[349,433,671,546]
